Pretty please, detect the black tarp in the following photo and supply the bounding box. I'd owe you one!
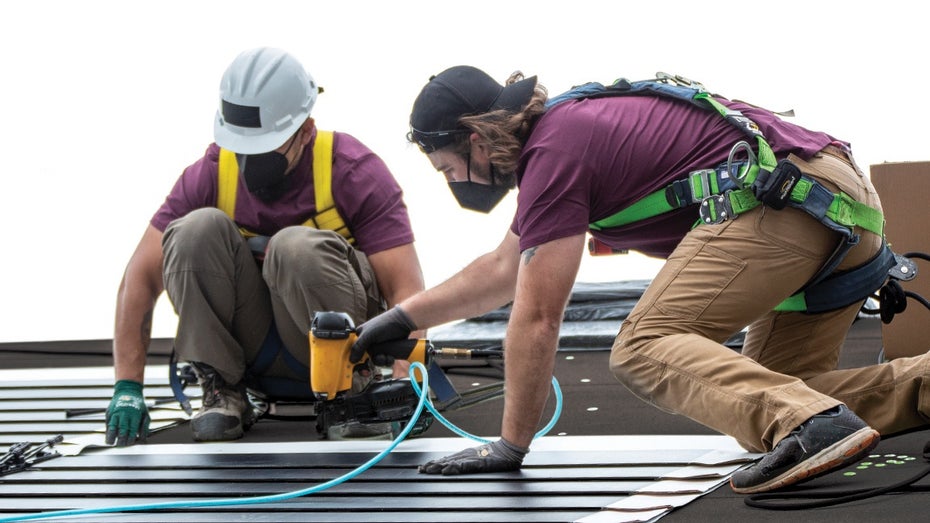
[430,280,746,351]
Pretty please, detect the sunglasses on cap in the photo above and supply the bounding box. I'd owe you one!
[407,128,471,153]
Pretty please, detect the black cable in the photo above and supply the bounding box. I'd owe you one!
[904,289,930,311]
[744,465,930,510]
[857,252,930,323]
[903,252,930,262]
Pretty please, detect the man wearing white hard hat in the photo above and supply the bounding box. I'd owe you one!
[107,47,425,445]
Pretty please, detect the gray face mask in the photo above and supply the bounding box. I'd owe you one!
[447,153,512,213]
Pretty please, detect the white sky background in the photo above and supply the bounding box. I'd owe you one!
[1,1,927,343]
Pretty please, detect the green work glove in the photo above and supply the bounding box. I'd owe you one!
[418,438,529,475]
[105,380,150,446]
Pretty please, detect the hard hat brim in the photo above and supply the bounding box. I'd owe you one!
[213,110,307,155]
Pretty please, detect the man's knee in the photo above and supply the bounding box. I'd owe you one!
[264,227,354,290]
[165,208,238,248]
[267,227,345,269]
[608,318,675,384]
[609,325,642,379]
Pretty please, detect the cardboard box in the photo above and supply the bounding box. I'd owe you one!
[870,161,930,360]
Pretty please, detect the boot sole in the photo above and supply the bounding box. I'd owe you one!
[730,426,880,494]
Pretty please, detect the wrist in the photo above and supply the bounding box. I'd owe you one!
[114,379,143,394]
[393,305,418,330]
[498,437,530,460]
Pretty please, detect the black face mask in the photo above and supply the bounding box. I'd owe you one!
[448,181,511,213]
[447,153,513,213]
[237,134,299,202]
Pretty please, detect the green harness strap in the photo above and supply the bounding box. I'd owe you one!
[583,84,887,314]
[588,93,883,238]
[696,92,777,184]
[590,92,776,230]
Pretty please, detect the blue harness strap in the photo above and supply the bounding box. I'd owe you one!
[168,349,193,415]
[243,322,315,400]
[776,244,916,314]
[169,322,316,410]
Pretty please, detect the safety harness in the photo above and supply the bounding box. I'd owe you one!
[216,129,354,244]
[170,130,353,412]
[547,73,916,314]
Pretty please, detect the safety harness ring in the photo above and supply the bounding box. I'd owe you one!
[726,140,757,189]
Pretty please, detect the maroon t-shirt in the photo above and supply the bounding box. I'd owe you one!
[512,95,838,257]
[152,130,414,256]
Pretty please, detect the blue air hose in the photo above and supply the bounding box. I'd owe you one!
[410,375,563,442]
[0,363,563,522]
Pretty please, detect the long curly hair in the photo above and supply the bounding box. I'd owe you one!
[447,72,548,176]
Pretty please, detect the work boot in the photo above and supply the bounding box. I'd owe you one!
[189,362,256,442]
[730,405,880,494]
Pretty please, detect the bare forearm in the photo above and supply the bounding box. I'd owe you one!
[368,243,427,339]
[402,248,517,329]
[113,285,159,383]
[113,309,154,383]
[498,234,585,448]
[500,314,560,448]
[113,225,165,384]
[371,244,425,308]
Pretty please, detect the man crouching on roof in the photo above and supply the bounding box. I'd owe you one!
[106,47,425,446]
[350,65,930,494]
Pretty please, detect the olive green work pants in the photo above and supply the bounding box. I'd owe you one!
[162,207,382,386]
[611,147,930,452]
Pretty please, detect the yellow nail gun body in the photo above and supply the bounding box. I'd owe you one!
[309,311,431,438]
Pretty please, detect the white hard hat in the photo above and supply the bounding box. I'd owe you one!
[214,47,318,154]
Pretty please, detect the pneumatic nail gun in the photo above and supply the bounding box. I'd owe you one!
[309,311,434,438]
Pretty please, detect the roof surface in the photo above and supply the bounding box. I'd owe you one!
[1,288,928,522]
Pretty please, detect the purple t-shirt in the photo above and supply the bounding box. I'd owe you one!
[152,130,414,255]
[512,95,838,258]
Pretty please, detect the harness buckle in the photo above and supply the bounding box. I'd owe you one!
[692,169,714,202]
[890,253,918,282]
[699,194,735,225]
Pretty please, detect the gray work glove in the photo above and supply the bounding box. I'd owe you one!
[418,438,529,475]
[105,379,150,446]
[350,306,417,365]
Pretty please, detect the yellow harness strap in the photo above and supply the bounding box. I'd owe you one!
[216,130,353,242]
[310,130,351,240]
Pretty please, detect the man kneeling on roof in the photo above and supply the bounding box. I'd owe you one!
[106,47,425,445]
[350,65,930,494]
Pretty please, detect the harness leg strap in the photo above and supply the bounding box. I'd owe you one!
[776,244,898,313]
[169,349,193,416]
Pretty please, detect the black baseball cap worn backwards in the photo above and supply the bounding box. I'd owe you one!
[409,65,537,152]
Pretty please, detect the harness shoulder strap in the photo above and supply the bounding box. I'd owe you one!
[217,148,239,219]
[311,130,352,241]
[215,131,353,243]
[216,148,259,238]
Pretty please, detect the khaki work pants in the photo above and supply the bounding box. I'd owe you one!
[611,147,930,452]
[162,208,382,386]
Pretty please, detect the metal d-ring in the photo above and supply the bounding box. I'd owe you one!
[727,141,757,188]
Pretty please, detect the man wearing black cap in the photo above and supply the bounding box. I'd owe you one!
[350,65,930,494]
